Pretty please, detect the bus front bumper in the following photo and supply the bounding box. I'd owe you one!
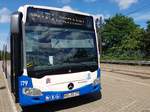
[19,83,101,106]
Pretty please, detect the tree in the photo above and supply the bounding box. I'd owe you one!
[143,21,150,58]
[100,14,144,60]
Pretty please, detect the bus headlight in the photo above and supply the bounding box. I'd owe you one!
[23,88,42,96]
[93,78,100,86]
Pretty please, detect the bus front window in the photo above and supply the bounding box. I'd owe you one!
[25,26,98,77]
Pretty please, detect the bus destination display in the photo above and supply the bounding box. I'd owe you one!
[26,7,94,30]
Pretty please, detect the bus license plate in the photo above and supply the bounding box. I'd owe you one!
[64,91,80,99]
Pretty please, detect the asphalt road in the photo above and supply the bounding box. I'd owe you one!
[0,63,150,112]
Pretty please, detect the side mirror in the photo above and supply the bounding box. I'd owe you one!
[10,12,22,34]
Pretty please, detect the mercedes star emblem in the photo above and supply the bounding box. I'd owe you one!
[68,83,74,90]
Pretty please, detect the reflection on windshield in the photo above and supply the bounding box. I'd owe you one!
[25,25,98,74]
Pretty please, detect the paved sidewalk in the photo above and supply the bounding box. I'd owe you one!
[0,68,17,112]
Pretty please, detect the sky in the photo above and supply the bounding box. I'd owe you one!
[0,0,150,50]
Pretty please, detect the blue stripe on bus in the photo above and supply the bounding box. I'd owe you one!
[18,75,33,105]
[19,83,101,106]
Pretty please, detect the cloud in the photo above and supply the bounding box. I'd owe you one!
[62,5,75,11]
[62,5,80,12]
[84,0,97,3]
[58,0,71,4]
[0,7,11,23]
[113,0,138,10]
[130,12,150,21]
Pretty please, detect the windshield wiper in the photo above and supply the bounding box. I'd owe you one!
[27,62,98,78]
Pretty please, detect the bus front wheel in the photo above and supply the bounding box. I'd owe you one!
[92,91,102,100]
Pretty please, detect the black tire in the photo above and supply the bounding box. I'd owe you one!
[91,91,102,100]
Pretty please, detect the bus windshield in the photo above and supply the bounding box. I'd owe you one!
[25,7,98,77]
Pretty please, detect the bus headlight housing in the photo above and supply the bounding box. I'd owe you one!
[93,78,100,86]
[23,88,42,96]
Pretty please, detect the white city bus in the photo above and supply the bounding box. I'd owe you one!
[2,5,101,106]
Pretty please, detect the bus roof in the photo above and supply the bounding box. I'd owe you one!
[19,5,92,17]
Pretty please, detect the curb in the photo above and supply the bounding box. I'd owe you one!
[2,72,18,112]
[101,60,150,66]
